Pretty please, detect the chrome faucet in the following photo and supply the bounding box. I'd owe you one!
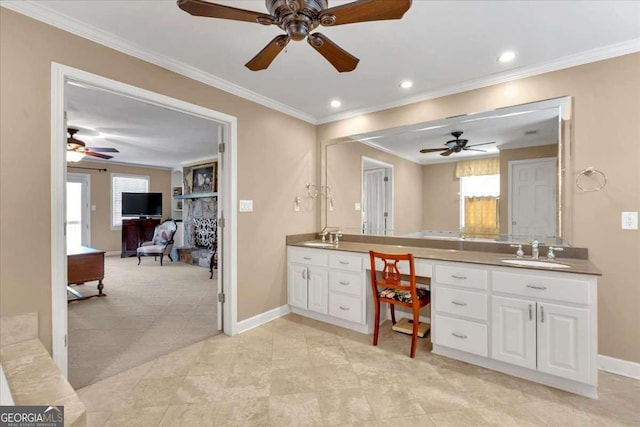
[510,244,524,258]
[330,231,343,244]
[531,240,540,260]
[547,246,564,260]
[320,227,341,244]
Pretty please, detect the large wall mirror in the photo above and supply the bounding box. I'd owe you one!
[322,96,573,245]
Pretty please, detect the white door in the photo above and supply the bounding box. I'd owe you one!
[66,173,90,248]
[537,302,590,383]
[288,264,308,310]
[491,296,537,369]
[509,158,556,239]
[307,267,329,314]
[362,168,392,235]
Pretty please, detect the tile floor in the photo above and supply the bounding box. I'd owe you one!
[78,314,640,426]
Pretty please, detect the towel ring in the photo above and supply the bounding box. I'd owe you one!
[306,183,318,198]
[576,167,607,192]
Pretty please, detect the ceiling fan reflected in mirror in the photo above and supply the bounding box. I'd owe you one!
[420,131,496,157]
[67,128,119,162]
[176,0,412,72]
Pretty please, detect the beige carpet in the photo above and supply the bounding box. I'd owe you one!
[68,255,219,389]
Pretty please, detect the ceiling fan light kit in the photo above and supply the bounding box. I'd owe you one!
[177,0,412,72]
[66,128,119,162]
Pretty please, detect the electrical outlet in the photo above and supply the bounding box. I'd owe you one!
[621,212,638,230]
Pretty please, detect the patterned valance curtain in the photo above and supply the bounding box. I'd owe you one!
[455,158,500,178]
[463,196,499,239]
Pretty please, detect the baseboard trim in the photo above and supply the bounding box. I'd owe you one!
[237,304,290,334]
[598,354,640,379]
[105,251,121,257]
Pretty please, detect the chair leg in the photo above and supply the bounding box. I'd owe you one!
[390,304,396,325]
[160,254,164,266]
[137,254,141,265]
[168,253,173,262]
[410,307,419,358]
[372,300,380,346]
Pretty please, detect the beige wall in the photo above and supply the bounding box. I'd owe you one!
[0,9,317,351]
[67,162,172,252]
[326,141,422,235]
[318,53,640,363]
[421,162,459,232]
[498,144,558,233]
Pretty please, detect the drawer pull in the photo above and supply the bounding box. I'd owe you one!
[526,284,547,290]
[451,300,467,307]
[451,275,467,280]
[303,256,312,260]
[451,332,468,339]
[339,281,350,286]
[339,305,350,311]
[339,261,350,265]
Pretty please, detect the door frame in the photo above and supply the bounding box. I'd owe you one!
[51,63,238,376]
[66,173,91,247]
[507,157,557,237]
[360,156,394,235]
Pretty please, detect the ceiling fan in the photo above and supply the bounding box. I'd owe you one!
[420,131,496,157]
[176,0,412,72]
[67,128,119,161]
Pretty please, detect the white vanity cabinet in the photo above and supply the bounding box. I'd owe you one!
[433,264,598,398]
[287,246,370,333]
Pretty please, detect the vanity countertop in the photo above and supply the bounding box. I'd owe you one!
[287,240,601,276]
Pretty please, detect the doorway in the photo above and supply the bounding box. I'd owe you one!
[508,157,557,239]
[51,63,238,377]
[66,173,91,248]
[361,157,394,235]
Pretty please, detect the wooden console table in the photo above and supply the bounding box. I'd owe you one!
[67,246,106,302]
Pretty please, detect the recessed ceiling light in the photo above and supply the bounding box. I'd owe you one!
[330,100,342,108]
[497,51,516,63]
[400,80,413,89]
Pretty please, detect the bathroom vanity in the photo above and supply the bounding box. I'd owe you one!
[286,240,600,398]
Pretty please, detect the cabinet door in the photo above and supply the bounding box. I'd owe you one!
[307,267,329,314]
[491,296,536,369]
[288,264,308,310]
[537,302,590,383]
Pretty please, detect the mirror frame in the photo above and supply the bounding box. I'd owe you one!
[320,96,574,245]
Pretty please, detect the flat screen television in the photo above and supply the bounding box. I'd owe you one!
[121,192,163,218]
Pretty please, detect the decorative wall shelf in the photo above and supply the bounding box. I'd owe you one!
[174,192,218,200]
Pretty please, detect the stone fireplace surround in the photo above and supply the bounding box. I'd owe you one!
[178,197,217,268]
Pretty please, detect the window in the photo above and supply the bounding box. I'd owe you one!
[459,174,500,234]
[111,174,149,228]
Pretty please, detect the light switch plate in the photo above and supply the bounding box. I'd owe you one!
[621,212,638,230]
[355,202,361,211]
[239,200,253,212]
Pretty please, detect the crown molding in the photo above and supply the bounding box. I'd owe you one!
[316,38,640,125]
[0,1,317,125]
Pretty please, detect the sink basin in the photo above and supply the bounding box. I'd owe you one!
[500,259,570,268]
[302,242,336,248]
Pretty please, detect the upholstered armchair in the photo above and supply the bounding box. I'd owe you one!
[137,219,177,266]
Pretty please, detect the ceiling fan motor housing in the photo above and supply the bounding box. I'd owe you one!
[266,0,329,41]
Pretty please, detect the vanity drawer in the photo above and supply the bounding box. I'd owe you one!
[330,253,363,272]
[288,248,329,267]
[329,270,362,297]
[329,293,363,324]
[435,286,487,321]
[373,258,433,277]
[434,315,487,357]
[492,271,590,305]
[436,264,487,290]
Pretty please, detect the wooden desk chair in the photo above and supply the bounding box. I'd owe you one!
[369,251,431,358]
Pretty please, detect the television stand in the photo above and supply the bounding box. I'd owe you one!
[121,218,160,257]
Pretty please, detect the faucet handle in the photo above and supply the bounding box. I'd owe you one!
[531,239,539,248]
[547,246,564,260]
[510,244,524,258]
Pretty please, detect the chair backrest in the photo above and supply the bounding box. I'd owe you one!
[152,219,177,246]
[369,251,417,295]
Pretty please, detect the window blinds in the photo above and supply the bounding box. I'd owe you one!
[111,174,149,227]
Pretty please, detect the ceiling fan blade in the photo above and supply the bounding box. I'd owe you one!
[319,0,412,26]
[84,151,113,160]
[245,35,290,71]
[419,148,447,154]
[87,147,119,153]
[440,150,454,157]
[307,33,359,72]
[466,141,496,148]
[177,0,274,24]
[463,148,487,153]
